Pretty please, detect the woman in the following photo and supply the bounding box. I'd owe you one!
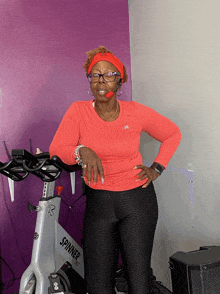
[49,46,181,294]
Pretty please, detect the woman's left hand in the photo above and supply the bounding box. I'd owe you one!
[134,165,161,188]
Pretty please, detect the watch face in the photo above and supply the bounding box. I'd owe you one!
[155,164,163,173]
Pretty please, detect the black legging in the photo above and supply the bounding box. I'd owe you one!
[82,181,158,294]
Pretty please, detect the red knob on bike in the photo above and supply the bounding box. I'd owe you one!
[56,186,63,195]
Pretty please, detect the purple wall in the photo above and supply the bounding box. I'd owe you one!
[0,1,131,293]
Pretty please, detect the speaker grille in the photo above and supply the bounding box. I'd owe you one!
[190,264,220,293]
[190,267,202,294]
[203,263,220,293]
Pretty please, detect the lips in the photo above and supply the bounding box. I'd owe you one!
[97,88,107,92]
[97,88,107,95]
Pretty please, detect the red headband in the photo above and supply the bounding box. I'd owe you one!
[87,52,124,80]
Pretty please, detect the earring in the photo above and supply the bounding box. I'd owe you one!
[116,90,122,97]
[88,89,94,96]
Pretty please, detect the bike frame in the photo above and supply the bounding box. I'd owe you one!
[19,169,84,294]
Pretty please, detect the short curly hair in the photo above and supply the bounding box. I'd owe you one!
[83,45,128,83]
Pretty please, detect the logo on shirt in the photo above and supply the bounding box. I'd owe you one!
[124,125,129,129]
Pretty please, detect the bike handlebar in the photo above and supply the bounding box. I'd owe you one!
[0,149,82,182]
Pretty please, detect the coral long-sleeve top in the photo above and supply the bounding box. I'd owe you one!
[49,99,181,191]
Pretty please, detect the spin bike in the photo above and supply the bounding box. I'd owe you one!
[0,149,87,294]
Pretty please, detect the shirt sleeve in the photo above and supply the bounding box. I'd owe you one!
[137,102,181,169]
[49,102,80,165]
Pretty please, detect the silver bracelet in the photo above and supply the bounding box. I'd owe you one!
[74,145,86,166]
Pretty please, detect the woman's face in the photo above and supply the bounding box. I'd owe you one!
[89,61,120,100]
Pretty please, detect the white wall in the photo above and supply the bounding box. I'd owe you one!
[128,0,220,290]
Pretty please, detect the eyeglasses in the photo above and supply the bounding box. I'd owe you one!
[87,72,120,83]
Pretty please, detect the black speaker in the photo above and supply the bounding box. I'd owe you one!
[169,245,220,294]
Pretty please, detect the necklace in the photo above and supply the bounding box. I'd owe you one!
[94,100,119,122]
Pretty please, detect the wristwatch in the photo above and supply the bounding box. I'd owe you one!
[151,163,165,175]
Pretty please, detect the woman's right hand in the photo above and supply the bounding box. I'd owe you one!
[79,147,104,186]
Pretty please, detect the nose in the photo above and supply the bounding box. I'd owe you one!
[98,74,105,83]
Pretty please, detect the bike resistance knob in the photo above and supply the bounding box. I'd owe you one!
[56,186,63,195]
